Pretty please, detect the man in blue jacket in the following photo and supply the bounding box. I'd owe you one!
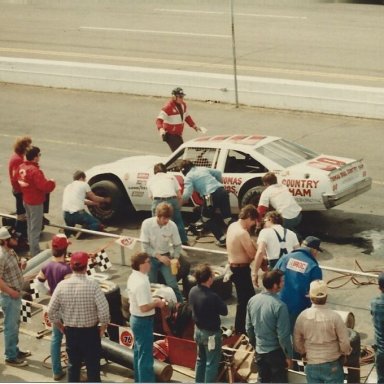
[180,160,232,247]
[274,236,323,332]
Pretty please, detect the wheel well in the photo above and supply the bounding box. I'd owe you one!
[89,174,133,211]
[238,177,263,208]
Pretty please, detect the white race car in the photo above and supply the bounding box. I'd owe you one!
[85,134,372,222]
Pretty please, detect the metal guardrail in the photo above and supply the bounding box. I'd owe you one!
[0,212,380,280]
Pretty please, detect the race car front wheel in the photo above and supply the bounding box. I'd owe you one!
[89,180,125,222]
[240,186,264,208]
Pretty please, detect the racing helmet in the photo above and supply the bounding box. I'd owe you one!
[172,87,186,97]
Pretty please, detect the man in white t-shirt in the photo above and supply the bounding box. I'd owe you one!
[257,172,302,231]
[253,211,299,288]
[127,252,166,383]
[62,170,109,237]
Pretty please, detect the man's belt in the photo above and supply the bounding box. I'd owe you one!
[230,263,250,268]
[154,196,177,200]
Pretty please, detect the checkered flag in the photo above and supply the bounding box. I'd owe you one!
[29,280,40,300]
[20,300,32,323]
[86,260,97,276]
[95,250,112,272]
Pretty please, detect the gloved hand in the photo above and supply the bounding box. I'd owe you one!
[194,126,202,132]
[159,128,168,141]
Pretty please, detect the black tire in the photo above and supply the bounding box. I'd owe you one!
[240,185,265,207]
[89,180,125,222]
[345,328,361,384]
[99,281,126,342]
[211,266,233,301]
[183,266,232,301]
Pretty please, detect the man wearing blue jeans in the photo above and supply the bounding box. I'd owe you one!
[62,170,109,237]
[127,252,166,382]
[294,280,351,384]
[189,263,228,383]
[140,202,184,303]
[180,160,233,247]
[36,234,72,381]
[0,227,31,367]
[246,269,293,383]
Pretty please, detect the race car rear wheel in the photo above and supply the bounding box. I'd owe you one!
[89,180,125,222]
[240,186,264,207]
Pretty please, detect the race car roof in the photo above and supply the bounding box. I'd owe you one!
[187,134,278,149]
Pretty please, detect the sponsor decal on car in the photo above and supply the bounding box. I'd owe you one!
[282,178,320,197]
[223,176,243,197]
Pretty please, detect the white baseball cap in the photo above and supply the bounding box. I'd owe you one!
[309,279,327,299]
[0,227,11,240]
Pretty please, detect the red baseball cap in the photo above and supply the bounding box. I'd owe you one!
[52,234,71,250]
[70,251,89,268]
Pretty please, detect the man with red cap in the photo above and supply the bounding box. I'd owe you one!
[48,251,110,382]
[37,234,72,381]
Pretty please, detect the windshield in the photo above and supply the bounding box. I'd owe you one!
[255,139,318,168]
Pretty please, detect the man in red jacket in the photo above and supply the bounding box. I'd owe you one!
[17,146,56,257]
[8,136,32,241]
[156,87,201,152]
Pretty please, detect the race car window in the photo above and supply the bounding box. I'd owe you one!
[165,147,218,171]
[188,147,217,168]
[224,150,267,173]
[255,139,318,168]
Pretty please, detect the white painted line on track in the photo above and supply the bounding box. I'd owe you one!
[154,8,307,20]
[0,133,162,156]
[79,26,230,39]
[1,47,383,83]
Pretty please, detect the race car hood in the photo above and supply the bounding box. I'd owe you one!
[86,155,167,181]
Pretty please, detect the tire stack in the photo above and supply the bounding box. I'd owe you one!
[99,280,127,342]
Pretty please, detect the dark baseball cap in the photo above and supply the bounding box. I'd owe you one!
[172,87,186,97]
[303,236,323,252]
[70,251,89,268]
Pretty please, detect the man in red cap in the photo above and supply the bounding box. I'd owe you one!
[36,234,72,381]
[48,251,110,382]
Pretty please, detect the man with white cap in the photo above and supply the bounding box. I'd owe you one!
[36,234,72,381]
[274,235,323,331]
[293,280,352,383]
[0,226,31,367]
[48,251,110,382]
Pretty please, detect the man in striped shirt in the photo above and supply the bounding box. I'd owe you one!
[48,251,110,382]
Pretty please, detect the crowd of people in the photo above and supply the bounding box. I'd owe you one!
[0,128,383,384]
